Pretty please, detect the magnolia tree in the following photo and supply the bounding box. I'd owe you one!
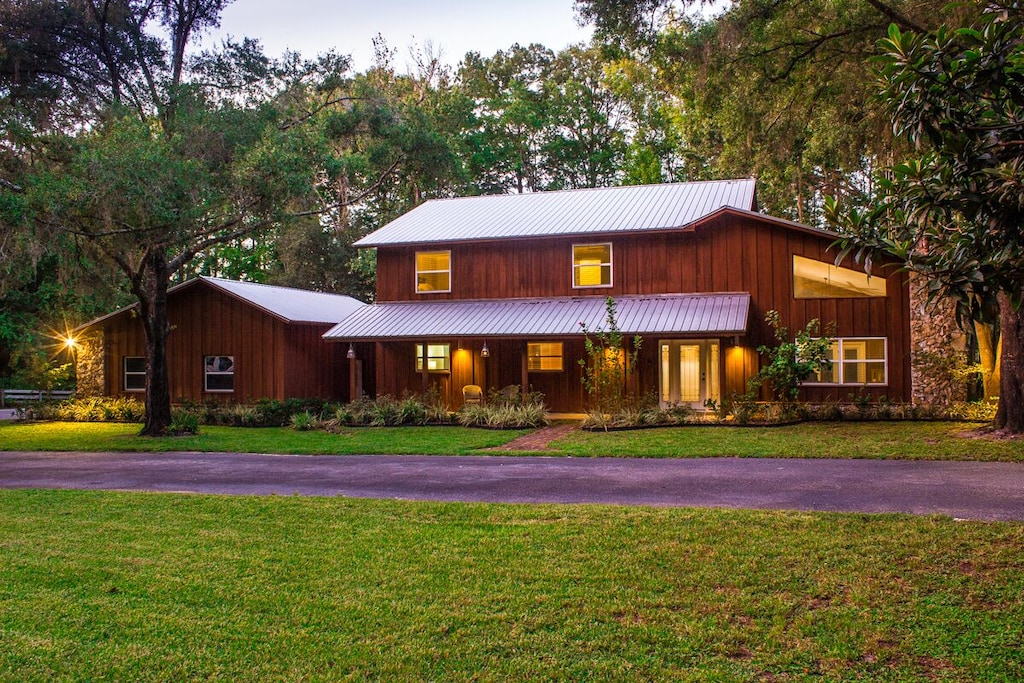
[829,3,1024,433]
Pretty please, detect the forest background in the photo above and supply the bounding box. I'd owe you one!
[0,0,994,396]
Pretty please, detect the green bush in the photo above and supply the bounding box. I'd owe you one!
[168,409,200,435]
[22,397,146,423]
[457,393,551,429]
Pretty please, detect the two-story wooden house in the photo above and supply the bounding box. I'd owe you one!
[325,180,912,412]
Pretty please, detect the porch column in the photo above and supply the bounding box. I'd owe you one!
[420,342,429,394]
[520,341,529,397]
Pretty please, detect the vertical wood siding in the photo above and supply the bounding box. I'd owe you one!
[372,213,914,406]
[96,284,352,402]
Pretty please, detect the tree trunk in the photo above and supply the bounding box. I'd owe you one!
[137,251,174,436]
[974,320,1000,399]
[993,291,1023,433]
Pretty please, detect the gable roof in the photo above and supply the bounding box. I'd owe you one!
[323,293,750,341]
[194,277,365,324]
[355,179,758,247]
[75,277,366,332]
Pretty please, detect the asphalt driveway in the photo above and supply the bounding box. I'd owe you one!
[1,450,1022,521]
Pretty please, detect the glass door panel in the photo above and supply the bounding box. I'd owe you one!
[678,344,701,402]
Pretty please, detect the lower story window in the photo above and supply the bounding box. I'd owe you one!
[527,342,563,372]
[808,338,887,385]
[205,355,235,392]
[124,357,145,392]
[415,344,450,372]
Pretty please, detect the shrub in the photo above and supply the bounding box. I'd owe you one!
[579,297,642,414]
[754,310,835,407]
[168,409,200,435]
[290,410,322,431]
[947,400,998,422]
[457,394,550,429]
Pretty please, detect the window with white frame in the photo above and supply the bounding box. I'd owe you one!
[527,342,563,372]
[124,357,145,392]
[572,243,612,288]
[416,251,451,293]
[805,338,887,385]
[415,343,450,372]
[204,355,235,392]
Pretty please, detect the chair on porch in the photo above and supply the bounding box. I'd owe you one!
[462,384,483,405]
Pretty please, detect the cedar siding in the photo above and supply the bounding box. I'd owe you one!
[368,211,912,409]
[90,281,371,403]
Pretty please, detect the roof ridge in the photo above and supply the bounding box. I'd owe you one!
[418,178,756,205]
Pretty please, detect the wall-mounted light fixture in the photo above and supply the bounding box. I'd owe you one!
[347,343,356,360]
[480,341,490,358]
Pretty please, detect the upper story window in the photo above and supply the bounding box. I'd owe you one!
[205,355,235,392]
[527,342,564,372]
[793,255,887,299]
[573,243,612,288]
[124,357,145,392]
[415,343,450,372]
[416,251,451,293]
[806,338,887,385]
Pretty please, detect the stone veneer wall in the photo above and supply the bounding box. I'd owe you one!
[908,272,967,405]
[75,331,105,398]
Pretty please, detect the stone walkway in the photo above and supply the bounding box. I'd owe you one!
[485,422,578,451]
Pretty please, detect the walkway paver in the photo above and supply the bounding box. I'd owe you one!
[485,423,578,451]
[1,450,1023,521]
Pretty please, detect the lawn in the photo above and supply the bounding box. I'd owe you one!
[0,490,1020,681]
[2,420,1022,462]
[0,421,528,455]
[551,421,1024,462]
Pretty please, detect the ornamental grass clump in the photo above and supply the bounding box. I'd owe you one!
[24,397,146,423]
[457,394,550,429]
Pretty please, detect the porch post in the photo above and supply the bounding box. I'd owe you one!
[520,341,529,397]
[349,354,357,402]
[420,342,429,394]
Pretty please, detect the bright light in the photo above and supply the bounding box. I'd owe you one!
[63,336,77,350]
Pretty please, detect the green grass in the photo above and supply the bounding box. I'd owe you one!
[0,490,1021,681]
[551,421,1024,462]
[2,420,1022,462]
[0,422,527,455]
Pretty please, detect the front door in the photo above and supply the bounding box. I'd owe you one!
[659,340,720,409]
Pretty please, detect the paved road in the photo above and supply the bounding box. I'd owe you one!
[1,450,1023,521]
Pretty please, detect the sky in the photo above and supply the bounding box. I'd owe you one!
[205,0,595,71]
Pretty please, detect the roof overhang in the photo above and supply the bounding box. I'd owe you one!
[323,293,750,341]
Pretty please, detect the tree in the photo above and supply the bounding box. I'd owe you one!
[575,0,973,220]
[828,3,1024,433]
[2,1,346,435]
[578,297,642,415]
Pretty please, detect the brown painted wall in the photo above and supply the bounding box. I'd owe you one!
[95,283,355,402]
[371,213,913,408]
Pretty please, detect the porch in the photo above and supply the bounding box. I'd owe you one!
[324,293,756,412]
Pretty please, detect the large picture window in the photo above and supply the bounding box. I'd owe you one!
[573,243,612,288]
[124,357,145,392]
[204,355,235,392]
[806,338,887,385]
[416,251,451,293]
[527,342,563,372]
[793,255,887,299]
[415,344,450,372]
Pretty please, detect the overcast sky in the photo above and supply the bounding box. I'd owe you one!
[205,0,594,71]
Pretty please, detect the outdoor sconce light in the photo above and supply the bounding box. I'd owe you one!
[480,341,490,358]
[347,343,356,360]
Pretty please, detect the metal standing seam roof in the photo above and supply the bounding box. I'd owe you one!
[322,293,751,341]
[74,277,366,332]
[354,179,757,247]
[201,277,365,324]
